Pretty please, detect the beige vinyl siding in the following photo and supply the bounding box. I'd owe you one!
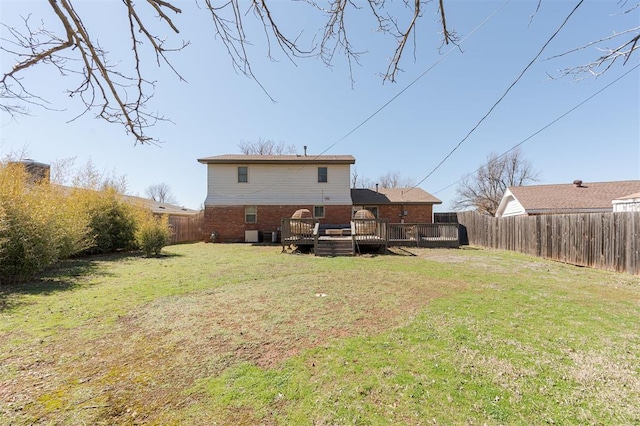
[205,163,352,206]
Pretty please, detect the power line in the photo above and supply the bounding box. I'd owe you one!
[316,0,513,157]
[207,1,512,197]
[432,62,640,196]
[410,0,585,190]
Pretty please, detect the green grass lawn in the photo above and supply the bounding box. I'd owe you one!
[1,243,639,425]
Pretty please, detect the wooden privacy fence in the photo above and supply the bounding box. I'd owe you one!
[456,211,640,275]
[167,212,204,244]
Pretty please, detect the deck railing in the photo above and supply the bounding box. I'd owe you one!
[351,219,389,248]
[281,218,316,248]
[388,223,459,248]
[281,218,459,250]
[313,222,321,248]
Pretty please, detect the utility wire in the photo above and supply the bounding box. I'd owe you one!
[432,62,640,196]
[410,0,585,190]
[209,0,512,198]
[316,0,513,156]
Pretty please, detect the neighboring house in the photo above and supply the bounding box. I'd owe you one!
[197,154,442,242]
[121,194,200,217]
[351,187,441,223]
[11,158,202,243]
[12,159,199,217]
[495,180,640,218]
[612,192,640,212]
[120,195,202,244]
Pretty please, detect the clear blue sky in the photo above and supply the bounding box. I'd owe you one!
[1,0,638,211]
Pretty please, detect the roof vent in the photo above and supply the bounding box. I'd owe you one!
[573,179,583,187]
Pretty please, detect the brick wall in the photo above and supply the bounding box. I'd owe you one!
[204,203,434,242]
[377,204,434,223]
[204,204,353,242]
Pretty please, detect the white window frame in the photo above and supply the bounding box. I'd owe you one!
[238,166,248,183]
[314,205,325,218]
[317,167,328,183]
[245,206,257,223]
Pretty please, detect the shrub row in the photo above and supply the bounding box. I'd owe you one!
[0,162,172,284]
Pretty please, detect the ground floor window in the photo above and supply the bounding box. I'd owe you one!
[353,206,379,218]
[314,205,325,218]
[245,206,257,223]
[365,206,379,218]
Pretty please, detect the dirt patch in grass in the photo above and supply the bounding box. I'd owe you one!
[2,267,457,424]
[566,348,640,420]
[121,269,453,370]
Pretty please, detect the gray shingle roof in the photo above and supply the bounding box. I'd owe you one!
[509,180,640,211]
[351,187,441,205]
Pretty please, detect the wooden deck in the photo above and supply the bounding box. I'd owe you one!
[281,219,459,256]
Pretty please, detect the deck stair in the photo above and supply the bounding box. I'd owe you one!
[315,237,353,257]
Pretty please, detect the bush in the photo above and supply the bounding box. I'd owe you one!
[0,159,175,283]
[81,188,140,255]
[136,214,172,256]
[49,185,93,259]
[0,163,91,284]
[0,205,57,284]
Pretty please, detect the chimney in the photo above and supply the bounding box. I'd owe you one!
[303,145,307,156]
[573,179,583,188]
[375,183,379,193]
[11,159,50,184]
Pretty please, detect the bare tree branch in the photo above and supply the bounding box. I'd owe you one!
[146,182,178,204]
[452,148,538,216]
[545,1,640,79]
[2,0,636,145]
[238,138,298,155]
[378,170,416,188]
[2,0,187,145]
[0,0,456,141]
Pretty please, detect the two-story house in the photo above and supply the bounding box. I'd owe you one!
[198,154,355,242]
[198,153,443,242]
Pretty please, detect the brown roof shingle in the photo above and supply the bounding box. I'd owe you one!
[197,154,355,164]
[615,192,640,201]
[509,180,640,212]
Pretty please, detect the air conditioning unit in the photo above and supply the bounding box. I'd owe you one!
[245,230,259,243]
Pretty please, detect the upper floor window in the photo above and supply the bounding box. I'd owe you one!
[318,167,328,183]
[238,166,248,183]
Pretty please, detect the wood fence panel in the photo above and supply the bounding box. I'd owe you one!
[168,212,204,244]
[456,211,639,275]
